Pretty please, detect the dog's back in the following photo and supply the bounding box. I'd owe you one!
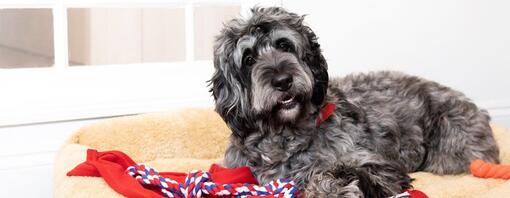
[331,71,500,174]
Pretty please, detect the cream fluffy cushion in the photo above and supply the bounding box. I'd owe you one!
[54,108,510,198]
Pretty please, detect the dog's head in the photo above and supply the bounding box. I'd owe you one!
[210,7,328,137]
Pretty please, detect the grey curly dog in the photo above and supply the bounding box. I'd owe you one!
[209,7,499,198]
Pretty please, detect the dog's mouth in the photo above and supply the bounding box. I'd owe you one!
[272,93,303,122]
[276,94,300,110]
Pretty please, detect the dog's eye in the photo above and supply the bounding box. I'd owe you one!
[276,39,293,52]
[243,55,256,67]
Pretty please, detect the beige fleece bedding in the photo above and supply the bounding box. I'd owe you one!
[53,108,510,198]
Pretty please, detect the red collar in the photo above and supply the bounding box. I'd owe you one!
[316,102,336,127]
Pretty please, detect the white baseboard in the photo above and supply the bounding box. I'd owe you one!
[482,100,510,128]
[492,113,510,128]
[0,119,103,158]
[0,119,107,198]
[0,165,53,198]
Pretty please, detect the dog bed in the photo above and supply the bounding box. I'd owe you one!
[54,108,510,197]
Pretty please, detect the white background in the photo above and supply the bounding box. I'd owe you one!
[284,0,510,125]
[1,0,509,197]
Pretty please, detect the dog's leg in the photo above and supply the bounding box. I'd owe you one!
[305,165,363,198]
[305,151,412,198]
[422,99,500,174]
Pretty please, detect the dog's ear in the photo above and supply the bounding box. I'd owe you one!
[209,33,255,138]
[301,24,328,106]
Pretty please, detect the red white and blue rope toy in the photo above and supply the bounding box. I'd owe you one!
[126,164,302,198]
[126,164,419,198]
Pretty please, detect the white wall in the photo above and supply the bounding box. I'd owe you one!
[283,0,510,127]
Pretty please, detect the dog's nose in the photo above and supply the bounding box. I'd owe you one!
[271,73,293,91]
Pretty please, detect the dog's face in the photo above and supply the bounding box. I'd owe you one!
[210,7,328,137]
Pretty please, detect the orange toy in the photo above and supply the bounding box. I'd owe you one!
[470,160,510,179]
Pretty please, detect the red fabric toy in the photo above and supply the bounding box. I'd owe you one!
[68,149,260,198]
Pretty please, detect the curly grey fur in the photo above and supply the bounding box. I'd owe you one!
[209,7,500,198]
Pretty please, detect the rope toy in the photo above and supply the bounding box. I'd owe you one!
[126,164,302,198]
[69,149,426,198]
[470,159,510,179]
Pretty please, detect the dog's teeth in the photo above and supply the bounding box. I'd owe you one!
[281,96,295,104]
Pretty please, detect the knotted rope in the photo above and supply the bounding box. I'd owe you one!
[126,164,302,198]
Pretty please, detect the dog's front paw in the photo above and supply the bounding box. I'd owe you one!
[305,166,363,198]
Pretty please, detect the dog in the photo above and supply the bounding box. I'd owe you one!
[209,7,500,197]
